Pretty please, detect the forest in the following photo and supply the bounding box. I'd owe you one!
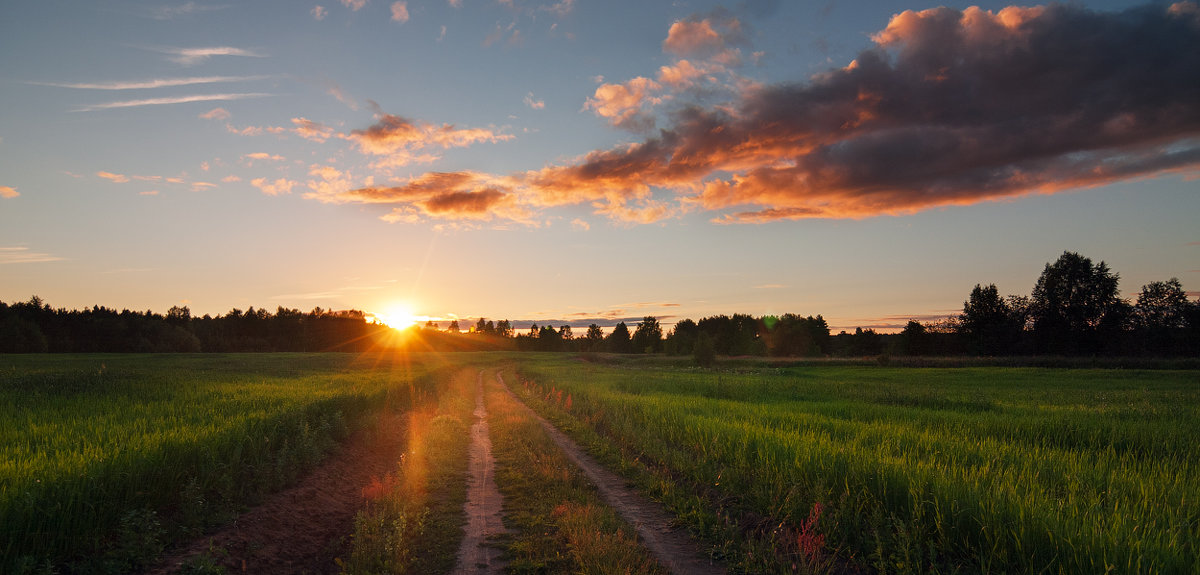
[2,252,1196,357]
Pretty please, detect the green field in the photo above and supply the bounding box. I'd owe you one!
[4,353,1198,574]
[1,353,452,574]
[513,357,1200,574]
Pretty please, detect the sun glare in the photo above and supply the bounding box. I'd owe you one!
[371,302,419,330]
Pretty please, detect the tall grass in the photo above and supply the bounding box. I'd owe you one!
[0,353,447,574]
[515,359,1200,574]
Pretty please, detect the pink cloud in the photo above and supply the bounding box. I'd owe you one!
[198,107,231,120]
[312,5,327,20]
[342,112,513,167]
[390,1,408,23]
[340,0,367,11]
[292,117,334,142]
[97,171,130,183]
[0,186,18,199]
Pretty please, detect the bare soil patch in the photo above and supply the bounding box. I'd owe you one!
[450,371,510,574]
[147,412,408,575]
[497,374,726,575]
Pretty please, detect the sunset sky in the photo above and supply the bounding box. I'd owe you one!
[2,0,1197,332]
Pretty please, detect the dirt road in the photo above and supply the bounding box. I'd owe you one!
[451,370,510,574]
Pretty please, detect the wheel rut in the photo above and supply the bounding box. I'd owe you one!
[451,370,510,575]
[497,373,726,575]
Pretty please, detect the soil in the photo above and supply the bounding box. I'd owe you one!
[146,412,409,575]
[496,374,727,575]
[450,371,510,575]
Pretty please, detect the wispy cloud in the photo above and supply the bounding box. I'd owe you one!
[0,186,17,199]
[0,247,65,265]
[32,75,265,90]
[154,46,267,66]
[145,2,227,20]
[76,93,270,112]
[341,111,513,167]
[341,0,368,11]
[312,5,328,20]
[292,117,334,142]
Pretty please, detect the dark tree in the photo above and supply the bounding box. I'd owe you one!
[1136,279,1190,330]
[693,331,716,367]
[583,324,604,351]
[559,325,573,340]
[495,319,512,337]
[1030,251,1128,354]
[961,284,1021,355]
[665,318,698,355]
[631,316,663,353]
[898,320,931,356]
[606,322,632,353]
[448,320,460,333]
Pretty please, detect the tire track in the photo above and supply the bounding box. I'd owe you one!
[496,373,726,575]
[451,370,509,575]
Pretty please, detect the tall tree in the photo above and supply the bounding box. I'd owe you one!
[606,322,632,353]
[631,316,663,353]
[583,324,604,351]
[961,284,1018,355]
[1030,251,1128,354]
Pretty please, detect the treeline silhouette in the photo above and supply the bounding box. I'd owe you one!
[2,252,1196,357]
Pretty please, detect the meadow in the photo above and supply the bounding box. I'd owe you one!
[4,352,1197,574]
[513,357,1200,574]
[0,353,451,574]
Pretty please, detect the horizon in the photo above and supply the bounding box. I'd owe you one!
[2,0,1197,333]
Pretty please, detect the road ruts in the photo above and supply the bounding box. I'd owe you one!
[496,373,727,575]
[451,370,509,575]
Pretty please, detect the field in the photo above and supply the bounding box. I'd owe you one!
[513,357,1200,574]
[3,353,1198,574]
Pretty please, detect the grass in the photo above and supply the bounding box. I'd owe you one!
[513,356,1200,574]
[339,366,475,575]
[486,368,666,575]
[0,353,448,574]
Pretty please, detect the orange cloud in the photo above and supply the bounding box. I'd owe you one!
[251,178,297,196]
[198,107,231,120]
[342,112,512,167]
[583,77,661,131]
[662,11,745,62]
[292,117,334,142]
[242,152,286,162]
[0,186,18,199]
[522,2,1200,223]
[97,171,130,183]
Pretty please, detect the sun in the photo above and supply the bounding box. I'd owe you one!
[370,302,419,330]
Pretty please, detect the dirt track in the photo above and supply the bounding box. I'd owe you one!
[497,373,726,575]
[147,412,409,575]
[450,370,509,574]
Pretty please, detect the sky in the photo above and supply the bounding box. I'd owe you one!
[1,0,1198,333]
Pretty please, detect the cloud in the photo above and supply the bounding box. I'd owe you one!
[525,2,1200,223]
[199,107,231,120]
[540,0,574,17]
[312,5,327,20]
[32,75,266,91]
[308,170,534,224]
[663,10,746,62]
[226,123,286,136]
[156,46,267,66]
[97,171,130,183]
[571,218,589,230]
[292,117,334,142]
[146,2,226,20]
[390,1,408,22]
[222,175,242,183]
[242,152,286,163]
[76,93,270,112]
[0,247,65,264]
[524,92,545,110]
[583,77,661,131]
[251,178,297,196]
[448,0,461,8]
[341,0,367,11]
[342,112,513,167]
[0,186,17,199]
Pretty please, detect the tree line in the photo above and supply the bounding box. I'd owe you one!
[2,252,1195,357]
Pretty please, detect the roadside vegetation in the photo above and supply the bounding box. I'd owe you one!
[339,367,475,574]
[514,356,1200,574]
[1,353,446,575]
